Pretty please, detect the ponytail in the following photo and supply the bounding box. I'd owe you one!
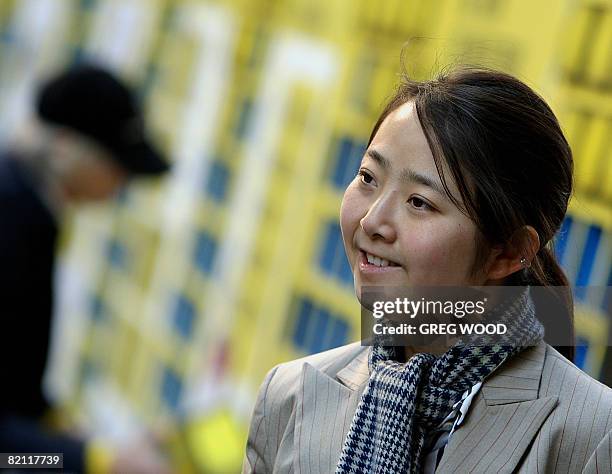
[527,245,575,362]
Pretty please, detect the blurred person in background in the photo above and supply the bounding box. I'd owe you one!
[0,65,172,473]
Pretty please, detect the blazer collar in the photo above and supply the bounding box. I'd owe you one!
[335,345,370,390]
[481,339,548,405]
[334,339,549,401]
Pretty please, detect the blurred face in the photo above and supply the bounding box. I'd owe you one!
[50,130,128,201]
[340,101,487,300]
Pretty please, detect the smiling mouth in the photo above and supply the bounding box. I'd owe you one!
[358,250,401,269]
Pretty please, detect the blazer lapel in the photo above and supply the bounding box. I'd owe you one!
[293,346,370,474]
[437,341,559,473]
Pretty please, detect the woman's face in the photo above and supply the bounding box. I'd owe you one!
[340,101,488,299]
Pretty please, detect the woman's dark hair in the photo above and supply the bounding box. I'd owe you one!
[369,66,575,361]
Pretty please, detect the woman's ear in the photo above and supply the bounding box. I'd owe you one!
[485,225,540,282]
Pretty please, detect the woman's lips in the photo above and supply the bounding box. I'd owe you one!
[358,250,403,274]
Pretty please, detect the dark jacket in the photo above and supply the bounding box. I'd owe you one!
[0,153,85,471]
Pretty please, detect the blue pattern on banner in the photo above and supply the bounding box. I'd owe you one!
[206,160,230,203]
[575,336,589,370]
[319,221,340,274]
[292,297,349,354]
[161,367,182,412]
[90,295,107,322]
[292,299,313,349]
[576,225,602,300]
[194,230,218,275]
[107,238,128,269]
[331,137,365,189]
[554,216,573,266]
[172,294,196,340]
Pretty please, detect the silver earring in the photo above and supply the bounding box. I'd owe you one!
[520,257,528,268]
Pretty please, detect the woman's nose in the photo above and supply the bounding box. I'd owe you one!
[359,193,398,242]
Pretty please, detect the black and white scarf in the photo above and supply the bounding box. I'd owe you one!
[336,287,544,473]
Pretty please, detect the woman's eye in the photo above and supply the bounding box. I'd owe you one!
[358,170,375,185]
[408,196,432,211]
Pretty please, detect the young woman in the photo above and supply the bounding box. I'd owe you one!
[242,67,612,473]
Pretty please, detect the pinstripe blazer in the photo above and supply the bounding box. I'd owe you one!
[243,340,612,473]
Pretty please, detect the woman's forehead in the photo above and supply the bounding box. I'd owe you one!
[372,102,432,163]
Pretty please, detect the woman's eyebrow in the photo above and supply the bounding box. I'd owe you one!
[399,168,448,200]
[366,148,448,200]
[366,149,392,169]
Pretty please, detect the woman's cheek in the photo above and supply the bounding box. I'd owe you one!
[409,235,450,271]
[340,185,364,234]
[340,186,362,261]
[404,222,475,282]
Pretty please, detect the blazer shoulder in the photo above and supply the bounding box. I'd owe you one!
[541,344,612,448]
[267,341,366,395]
[243,342,367,472]
[542,344,612,402]
[527,345,612,472]
[255,341,367,416]
[285,341,366,371]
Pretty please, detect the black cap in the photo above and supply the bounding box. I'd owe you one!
[36,64,169,175]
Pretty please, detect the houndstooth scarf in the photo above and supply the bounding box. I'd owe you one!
[336,287,544,473]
